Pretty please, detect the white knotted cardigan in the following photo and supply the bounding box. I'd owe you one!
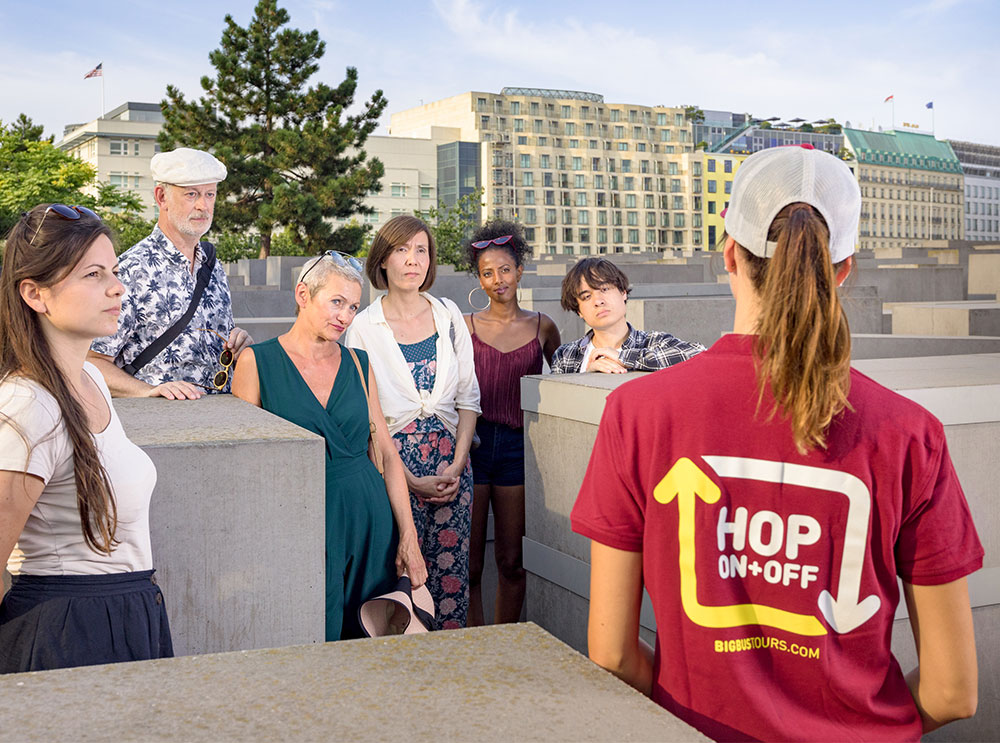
[344,293,481,436]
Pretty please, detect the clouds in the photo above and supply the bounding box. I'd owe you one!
[1,0,997,147]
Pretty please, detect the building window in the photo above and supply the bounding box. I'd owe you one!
[540,154,550,169]
[613,125,624,139]
[618,142,629,151]
[628,229,639,243]
[420,185,432,199]
[672,195,684,210]
[522,172,534,187]
[514,119,525,132]
[109,139,136,156]
[364,211,380,224]
[708,180,717,193]
[724,160,733,173]
[707,159,716,173]
[674,213,685,228]
[525,208,537,223]
[578,210,589,224]
[574,174,586,189]
[391,183,407,198]
[523,190,535,205]
[725,180,733,194]
[708,201,716,214]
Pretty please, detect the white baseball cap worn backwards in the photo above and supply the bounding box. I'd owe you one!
[724,144,861,264]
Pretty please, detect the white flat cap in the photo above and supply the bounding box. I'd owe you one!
[150,147,227,186]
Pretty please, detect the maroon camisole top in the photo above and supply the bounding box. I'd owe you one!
[471,312,543,429]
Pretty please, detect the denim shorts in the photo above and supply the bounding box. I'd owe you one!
[470,419,525,487]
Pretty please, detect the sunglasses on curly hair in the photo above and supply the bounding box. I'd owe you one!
[29,204,100,246]
[471,235,514,250]
[298,250,364,284]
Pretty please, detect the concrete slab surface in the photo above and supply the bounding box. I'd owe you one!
[0,623,706,743]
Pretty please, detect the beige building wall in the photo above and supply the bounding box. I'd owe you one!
[345,132,449,234]
[391,90,701,258]
[58,103,163,220]
[857,163,964,250]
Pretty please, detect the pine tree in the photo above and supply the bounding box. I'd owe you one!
[159,0,385,257]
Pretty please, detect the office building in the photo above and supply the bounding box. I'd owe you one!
[57,102,164,219]
[950,139,1000,243]
[391,88,706,255]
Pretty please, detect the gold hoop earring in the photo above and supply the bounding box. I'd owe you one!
[468,286,490,312]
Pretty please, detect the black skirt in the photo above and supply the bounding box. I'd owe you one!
[0,569,173,674]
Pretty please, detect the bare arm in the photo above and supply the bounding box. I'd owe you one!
[587,540,654,695]
[230,347,261,407]
[0,470,46,602]
[368,371,427,587]
[86,351,204,400]
[903,578,978,732]
[539,313,562,368]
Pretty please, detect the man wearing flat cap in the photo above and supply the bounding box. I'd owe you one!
[90,147,252,399]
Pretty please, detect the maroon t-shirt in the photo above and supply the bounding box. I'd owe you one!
[571,334,983,742]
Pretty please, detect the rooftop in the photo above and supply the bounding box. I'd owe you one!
[844,128,961,173]
[499,87,604,102]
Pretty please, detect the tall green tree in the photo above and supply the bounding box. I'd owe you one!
[159,0,386,258]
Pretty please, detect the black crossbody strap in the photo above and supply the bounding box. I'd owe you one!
[122,242,217,376]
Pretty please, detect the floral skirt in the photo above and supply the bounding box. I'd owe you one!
[394,418,472,630]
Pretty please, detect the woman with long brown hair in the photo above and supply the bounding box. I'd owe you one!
[0,205,171,672]
[573,146,981,740]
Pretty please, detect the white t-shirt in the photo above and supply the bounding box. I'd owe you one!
[0,363,157,575]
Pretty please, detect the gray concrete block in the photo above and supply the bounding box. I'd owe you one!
[0,624,708,742]
[266,256,312,291]
[891,301,1000,336]
[116,396,326,656]
[853,265,966,303]
[851,334,1000,359]
[229,286,296,318]
[234,258,267,286]
[235,317,294,344]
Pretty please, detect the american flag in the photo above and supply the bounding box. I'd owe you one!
[84,63,103,79]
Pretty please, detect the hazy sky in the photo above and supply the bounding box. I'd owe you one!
[2,0,997,145]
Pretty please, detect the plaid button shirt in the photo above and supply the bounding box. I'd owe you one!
[550,323,705,374]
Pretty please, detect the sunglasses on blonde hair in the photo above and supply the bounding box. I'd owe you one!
[299,250,363,284]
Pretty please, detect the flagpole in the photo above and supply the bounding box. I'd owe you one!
[101,70,105,119]
[891,99,895,130]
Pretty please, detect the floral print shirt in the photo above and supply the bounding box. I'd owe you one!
[91,226,235,391]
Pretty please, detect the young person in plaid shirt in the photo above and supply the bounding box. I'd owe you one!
[550,258,704,374]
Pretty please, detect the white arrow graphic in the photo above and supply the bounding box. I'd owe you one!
[703,455,881,634]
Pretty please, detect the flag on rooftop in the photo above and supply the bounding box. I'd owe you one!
[84,63,103,79]
[926,101,934,109]
[884,94,894,103]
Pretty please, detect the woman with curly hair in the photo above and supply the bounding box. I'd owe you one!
[462,222,560,625]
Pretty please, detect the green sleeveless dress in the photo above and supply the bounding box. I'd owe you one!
[253,338,398,641]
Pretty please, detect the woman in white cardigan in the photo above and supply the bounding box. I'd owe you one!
[345,215,480,629]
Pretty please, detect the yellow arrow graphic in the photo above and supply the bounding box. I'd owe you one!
[654,458,827,637]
